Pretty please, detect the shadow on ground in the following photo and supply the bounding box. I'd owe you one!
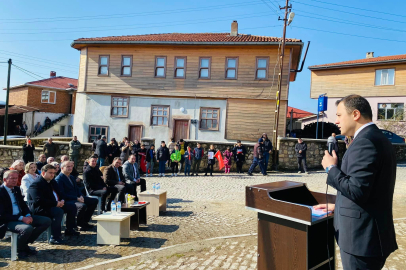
[139,224,179,233]
[126,237,167,249]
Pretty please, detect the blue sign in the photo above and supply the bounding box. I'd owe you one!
[318,96,328,112]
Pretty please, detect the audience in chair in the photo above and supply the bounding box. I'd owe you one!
[0,170,51,259]
[123,154,146,200]
[103,157,127,203]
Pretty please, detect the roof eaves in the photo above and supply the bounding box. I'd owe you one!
[4,83,28,90]
[309,58,406,70]
[71,40,303,48]
[25,84,76,91]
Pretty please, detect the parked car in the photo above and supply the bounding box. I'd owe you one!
[335,130,405,143]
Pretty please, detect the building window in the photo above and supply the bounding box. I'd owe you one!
[199,57,211,79]
[256,57,269,80]
[89,125,109,142]
[121,56,132,76]
[111,96,129,117]
[151,105,169,126]
[225,57,238,79]
[98,55,109,76]
[174,57,186,78]
[200,107,220,130]
[41,90,56,104]
[375,69,395,85]
[378,103,404,120]
[155,56,166,78]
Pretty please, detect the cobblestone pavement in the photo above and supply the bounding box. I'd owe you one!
[1,165,405,269]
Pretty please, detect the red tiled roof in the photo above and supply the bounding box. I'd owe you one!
[309,54,406,69]
[287,106,315,119]
[73,33,301,43]
[9,76,77,90]
[0,105,39,116]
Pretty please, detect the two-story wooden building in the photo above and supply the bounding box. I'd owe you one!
[308,52,406,136]
[71,21,304,143]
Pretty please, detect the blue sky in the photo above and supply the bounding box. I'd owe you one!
[1,0,405,113]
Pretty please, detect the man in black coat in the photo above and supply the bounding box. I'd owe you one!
[95,135,108,167]
[84,155,118,212]
[36,154,47,173]
[316,95,397,269]
[233,140,246,173]
[56,161,98,231]
[0,170,51,258]
[27,164,79,245]
[295,138,308,174]
[103,158,127,202]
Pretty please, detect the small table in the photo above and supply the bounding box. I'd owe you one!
[138,190,167,216]
[93,212,134,245]
[121,202,150,230]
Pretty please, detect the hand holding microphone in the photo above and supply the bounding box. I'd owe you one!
[322,136,338,170]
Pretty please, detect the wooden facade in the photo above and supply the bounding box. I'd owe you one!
[75,43,302,141]
[310,63,406,99]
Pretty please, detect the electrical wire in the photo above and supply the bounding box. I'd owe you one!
[291,25,406,44]
[0,0,265,24]
[0,49,78,68]
[260,0,280,15]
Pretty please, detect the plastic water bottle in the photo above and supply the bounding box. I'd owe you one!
[111,202,116,215]
[125,193,128,206]
[157,183,161,192]
[117,201,121,213]
[153,182,156,193]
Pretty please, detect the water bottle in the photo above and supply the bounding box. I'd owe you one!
[153,182,156,193]
[125,193,128,206]
[117,201,121,213]
[157,183,161,192]
[111,202,116,215]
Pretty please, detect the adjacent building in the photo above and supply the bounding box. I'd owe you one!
[3,72,77,137]
[307,52,406,136]
[71,21,304,143]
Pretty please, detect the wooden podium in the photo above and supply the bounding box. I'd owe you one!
[246,181,336,270]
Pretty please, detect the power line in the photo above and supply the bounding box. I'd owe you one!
[0,0,264,24]
[296,12,406,33]
[0,11,272,35]
[0,49,78,68]
[305,0,406,18]
[293,1,406,24]
[291,25,406,43]
[0,58,77,74]
[260,0,280,15]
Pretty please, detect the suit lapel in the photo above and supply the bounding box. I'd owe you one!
[0,187,12,214]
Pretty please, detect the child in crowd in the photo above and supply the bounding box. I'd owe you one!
[205,145,216,176]
[222,147,233,174]
[170,145,181,177]
[184,145,193,176]
[146,144,156,177]
[233,140,246,173]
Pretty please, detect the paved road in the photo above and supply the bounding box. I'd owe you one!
[1,166,405,269]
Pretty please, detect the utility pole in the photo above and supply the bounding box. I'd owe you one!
[4,59,12,145]
[272,0,291,169]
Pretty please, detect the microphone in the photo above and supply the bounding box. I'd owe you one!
[327,136,335,156]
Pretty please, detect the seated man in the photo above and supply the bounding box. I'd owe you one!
[60,155,84,195]
[103,158,127,203]
[36,154,47,173]
[56,161,97,231]
[83,155,117,212]
[34,122,42,135]
[123,154,146,200]
[47,157,55,164]
[0,170,51,259]
[27,164,79,245]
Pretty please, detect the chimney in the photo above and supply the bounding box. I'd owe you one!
[50,71,56,78]
[366,52,374,59]
[230,20,238,37]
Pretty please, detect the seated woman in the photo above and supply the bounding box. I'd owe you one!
[10,159,25,186]
[20,162,39,201]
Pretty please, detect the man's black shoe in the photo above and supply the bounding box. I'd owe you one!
[65,229,80,236]
[263,173,267,176]
[24,246,38,256]
[79,223,95,229]
[49,237,66,245]
[195,173,199,176]
[248,172,253,176]
[17,251,30,259]
[190,173,194,176]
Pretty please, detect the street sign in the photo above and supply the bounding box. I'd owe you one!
[318,96,328,112]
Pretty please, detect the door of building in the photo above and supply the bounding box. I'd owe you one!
[128,125,142,142]
[173,120,189,142]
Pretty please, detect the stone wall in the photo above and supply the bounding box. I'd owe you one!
[4,137,72,147]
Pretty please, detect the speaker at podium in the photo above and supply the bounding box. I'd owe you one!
[246,181,336,270]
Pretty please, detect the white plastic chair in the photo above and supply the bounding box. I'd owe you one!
[83,180,102,215]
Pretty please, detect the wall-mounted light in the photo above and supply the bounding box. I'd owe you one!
[180,107,185,113]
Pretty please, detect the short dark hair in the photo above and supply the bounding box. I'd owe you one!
[42,164,56,172]
[179,139,184,142]
[89,155,98,160]
[336,95,372,120]
[161,141,165,144]
[237,140,241,143]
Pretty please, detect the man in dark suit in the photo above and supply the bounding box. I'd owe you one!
[56,161,98,231]
[103,157,127,203]
[315,95,397,269]
[0,170,51,258]
[122,154,146,200]
[83,155,118,212]
[96,135,108,167]
[27,164,79,245]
